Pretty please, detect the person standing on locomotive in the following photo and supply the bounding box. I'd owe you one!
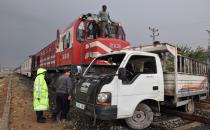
[33,68,49,123]
[98,5,112,37]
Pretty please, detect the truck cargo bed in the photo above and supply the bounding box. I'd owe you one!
[164,73,208,97]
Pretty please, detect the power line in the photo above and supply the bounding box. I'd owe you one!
[149,26,159,43]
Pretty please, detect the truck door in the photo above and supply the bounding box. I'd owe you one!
[117,55,160,117]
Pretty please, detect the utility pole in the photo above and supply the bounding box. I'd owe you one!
[149,26,159,43]
[207,30,210,51]
[206,30,210,71]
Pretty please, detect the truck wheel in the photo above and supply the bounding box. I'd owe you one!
[125,103,153,130]
[185,100,194,114]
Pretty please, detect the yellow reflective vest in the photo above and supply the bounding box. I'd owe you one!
[33,68,49,111]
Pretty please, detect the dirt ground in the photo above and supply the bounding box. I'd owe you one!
[0,77,8,118]
[6,74,156,130]
[8,74,65,130]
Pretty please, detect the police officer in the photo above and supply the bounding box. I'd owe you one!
[33,68,49,123]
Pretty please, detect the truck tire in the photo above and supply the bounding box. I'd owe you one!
[125,103,153,130]
[185,100,194,114]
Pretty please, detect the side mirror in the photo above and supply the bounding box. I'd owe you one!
[118,68,126,80]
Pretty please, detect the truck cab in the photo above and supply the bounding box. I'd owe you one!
[75,50,164,129]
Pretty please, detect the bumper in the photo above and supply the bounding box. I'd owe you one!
[76,102,117,120]
[95,105,117,120]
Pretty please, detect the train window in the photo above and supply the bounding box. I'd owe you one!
[108,25,116,38]
[87,21,98,40]
[63,35,66,49]
[77,21,85,43]
[67,32,70,48]
[69,32,73,48]
[63,33,70,49]
[118,27,125,40]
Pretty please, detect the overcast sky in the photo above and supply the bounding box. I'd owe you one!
[0,0,210,68]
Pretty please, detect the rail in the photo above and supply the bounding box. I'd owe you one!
[161,107,210,125]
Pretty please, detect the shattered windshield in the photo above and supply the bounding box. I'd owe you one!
[85,53,126,76]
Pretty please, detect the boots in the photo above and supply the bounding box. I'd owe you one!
[36,111,46,123]
[37,118,46,123]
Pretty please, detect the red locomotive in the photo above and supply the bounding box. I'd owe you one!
[35,14,129,73]
[16,13,129,78]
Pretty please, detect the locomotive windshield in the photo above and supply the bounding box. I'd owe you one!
[84,53,126,77]
[77,14,125,42]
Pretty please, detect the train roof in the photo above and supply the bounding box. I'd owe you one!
[63,13,122,33]
[36,40,56,55]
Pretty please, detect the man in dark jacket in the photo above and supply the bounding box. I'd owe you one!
[53,69,73,121]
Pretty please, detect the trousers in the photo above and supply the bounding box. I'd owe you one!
[100,21,109,37]
[36,111,43,121]
[54,93,70,119]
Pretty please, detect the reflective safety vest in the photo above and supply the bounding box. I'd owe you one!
[33,69,49,111]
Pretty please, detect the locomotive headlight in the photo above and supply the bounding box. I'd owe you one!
[97,92,111,105]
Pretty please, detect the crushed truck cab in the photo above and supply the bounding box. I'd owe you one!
[75,50,164,128]
[74,43,208,130]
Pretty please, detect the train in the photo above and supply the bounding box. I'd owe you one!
[15,13,129,79]
[14,55,35,77]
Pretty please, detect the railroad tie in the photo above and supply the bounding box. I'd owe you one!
[172,122,202,130]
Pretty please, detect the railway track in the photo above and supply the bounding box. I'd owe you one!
[155,105,210,130]
[195,101,210,110]
[161,107,210,125]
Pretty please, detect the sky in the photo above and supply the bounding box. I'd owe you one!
[0,0,210,68]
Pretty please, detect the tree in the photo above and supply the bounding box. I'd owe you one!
[178,44,208,62]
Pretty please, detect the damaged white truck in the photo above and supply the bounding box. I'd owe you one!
[74,43,209,129]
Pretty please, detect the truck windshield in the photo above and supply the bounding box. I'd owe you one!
[85,53,126,76]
